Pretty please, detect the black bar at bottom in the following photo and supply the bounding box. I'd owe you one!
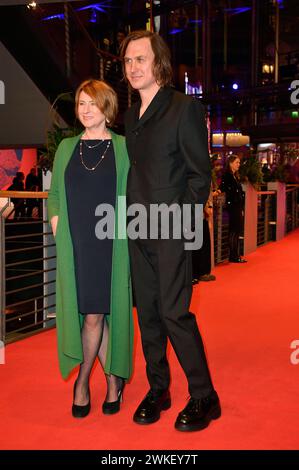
[0,450,298,465]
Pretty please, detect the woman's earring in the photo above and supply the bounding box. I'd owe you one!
[106,118,110,124]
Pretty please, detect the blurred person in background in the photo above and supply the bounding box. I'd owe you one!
[8,171,25,220]
[220,155,247,263]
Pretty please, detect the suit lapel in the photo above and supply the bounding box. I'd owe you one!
[132,87,173,132]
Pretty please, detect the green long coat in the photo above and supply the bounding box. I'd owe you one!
[48,131,133,380]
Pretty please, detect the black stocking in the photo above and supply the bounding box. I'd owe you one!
[74,314,104,405]
[97,316,122,402]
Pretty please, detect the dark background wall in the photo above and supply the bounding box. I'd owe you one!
[0,41,51,147]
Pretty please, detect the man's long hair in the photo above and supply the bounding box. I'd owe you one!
[120,30,173,87]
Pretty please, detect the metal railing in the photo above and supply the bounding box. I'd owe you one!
[212,185,294,263]
[286,185,299,233]
[213,194,229,264]
[0,191,56,344]
[1,184,299,342]
[256,190,276,246]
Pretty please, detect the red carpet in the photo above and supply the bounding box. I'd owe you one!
[0,230,299,450]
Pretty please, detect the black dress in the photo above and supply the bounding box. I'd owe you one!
[65,139,116,314]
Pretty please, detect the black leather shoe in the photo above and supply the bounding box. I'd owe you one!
[72,381,91,418]
[102,379,125,415]
[175,390,221,432]
[133,389,171,424]
[229,257,247,263]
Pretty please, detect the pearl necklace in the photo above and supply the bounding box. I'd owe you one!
[82,139,104,149]
[81,131,111,148]
[79,140,111,171]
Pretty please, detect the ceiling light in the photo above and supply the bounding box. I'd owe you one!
[27,1,37,10]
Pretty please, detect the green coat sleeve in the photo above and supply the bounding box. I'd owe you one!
[48,140,65,222]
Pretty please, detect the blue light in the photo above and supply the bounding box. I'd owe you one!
[43,2,113,21]
[224,7,251,16]
[90,9,97,23]
[77,2,113,13]
[169,28,185,35]
[43,13,64,21]
[232,83,239,90]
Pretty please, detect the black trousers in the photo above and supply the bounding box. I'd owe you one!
[228,206,243,260]
[129,237,214,399]
[192,218,211,278]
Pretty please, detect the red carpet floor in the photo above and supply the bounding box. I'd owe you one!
[0,230,299,450]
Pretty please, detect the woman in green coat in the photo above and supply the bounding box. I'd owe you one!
[48,79,133,418]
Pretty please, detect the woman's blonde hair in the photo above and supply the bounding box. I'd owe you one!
[75,79,118,126]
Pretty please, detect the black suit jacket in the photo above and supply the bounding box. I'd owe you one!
[124,87,211,210]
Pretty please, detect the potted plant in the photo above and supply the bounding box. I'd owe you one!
[38,92,80,174]
[239,152,263,188]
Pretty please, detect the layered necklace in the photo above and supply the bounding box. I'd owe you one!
[82,139,105,149]
[79,134,111,171]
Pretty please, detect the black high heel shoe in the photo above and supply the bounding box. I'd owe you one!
[102,379,125,415]
[72,380,91,418]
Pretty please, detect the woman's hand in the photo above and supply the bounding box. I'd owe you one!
[204,207,213,218]
[51,215,59,237]
[212,189,221,196]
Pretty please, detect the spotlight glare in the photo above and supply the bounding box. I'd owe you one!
[27,1,37,9]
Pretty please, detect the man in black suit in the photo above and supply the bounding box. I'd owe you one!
[121,30,220,432]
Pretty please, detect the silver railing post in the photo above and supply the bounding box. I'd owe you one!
[265,195,270,242]
[268,182,286,241]
[43,196,56,327]
[99,56,104,80]
[0,215,6,343]
[216,199,223,263]
[296,188,299,228]
[34,299,38,325]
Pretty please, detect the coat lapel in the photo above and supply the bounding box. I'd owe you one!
[132,87,174,132]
